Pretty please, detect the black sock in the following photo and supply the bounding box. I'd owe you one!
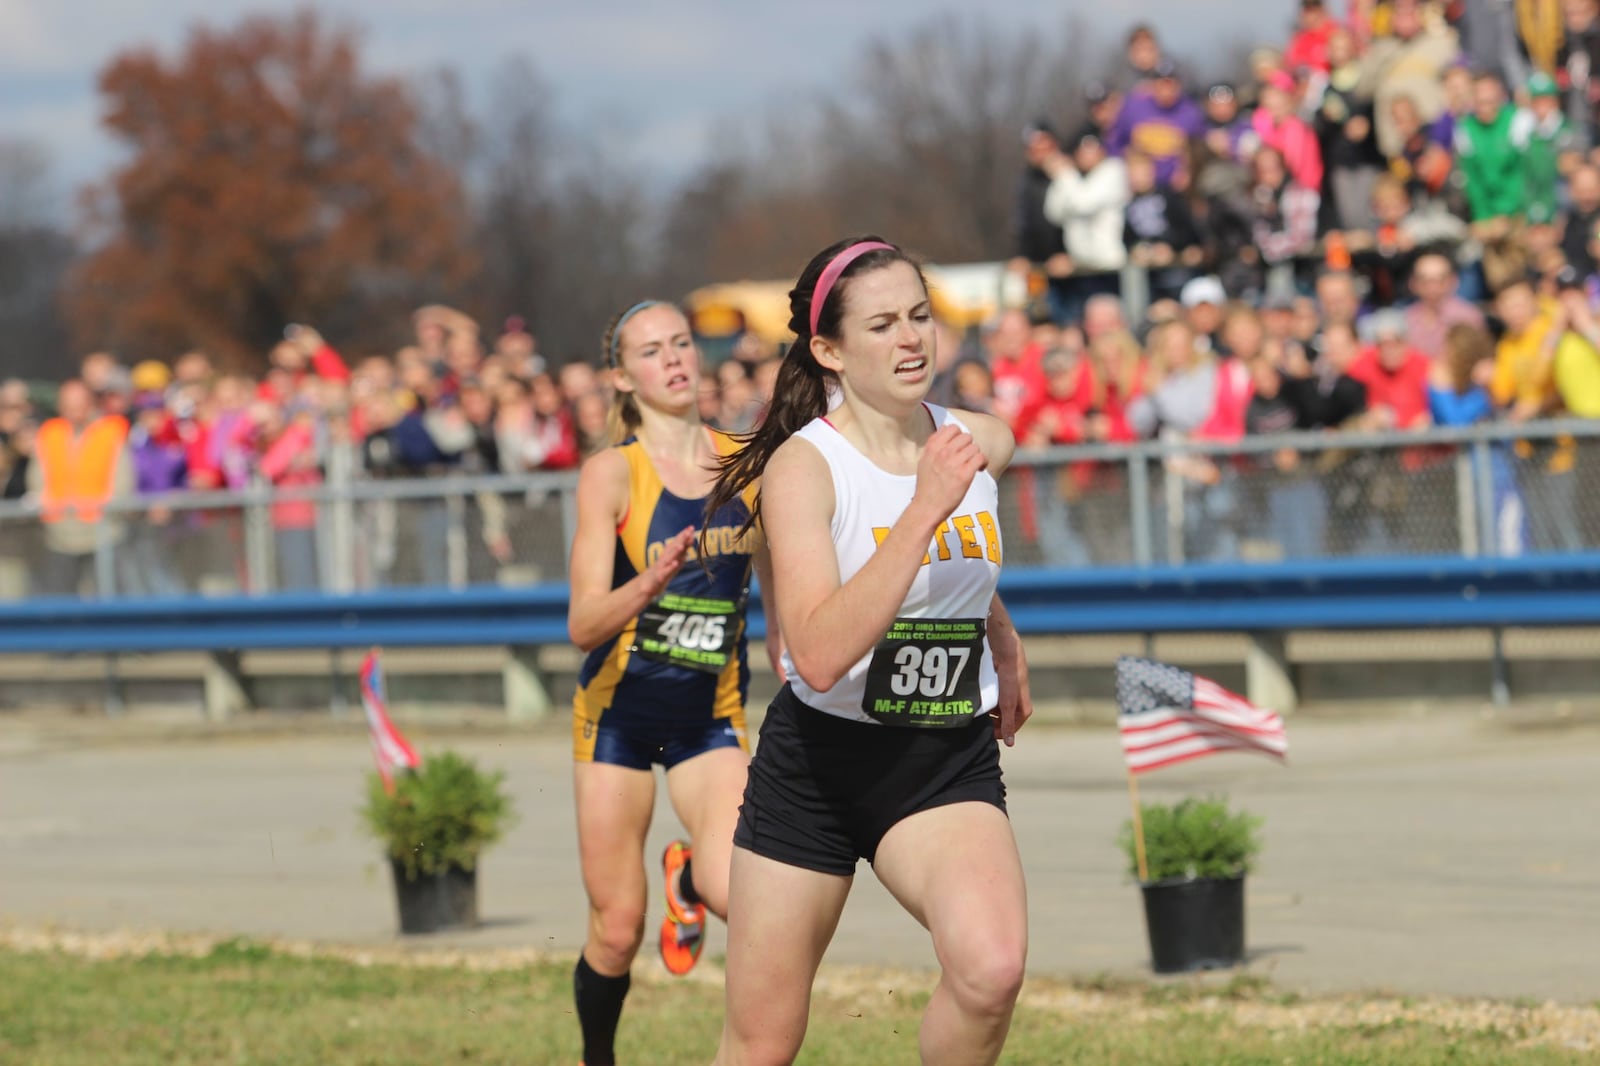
[677,856,702,907]
[574,954,630,1066]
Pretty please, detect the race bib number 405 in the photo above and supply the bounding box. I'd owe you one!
[861,617,986,727]
[635,593,741,674]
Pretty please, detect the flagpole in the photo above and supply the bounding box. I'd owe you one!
[1127,768,1149,883]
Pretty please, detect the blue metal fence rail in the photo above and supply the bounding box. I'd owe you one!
[6,554,1598,658]
[4,420,1600,716]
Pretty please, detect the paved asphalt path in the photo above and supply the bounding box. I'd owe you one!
[1,709,1596,1003]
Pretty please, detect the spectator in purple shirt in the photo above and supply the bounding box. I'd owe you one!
[122,392,188,597]
[1108,58,1208,188]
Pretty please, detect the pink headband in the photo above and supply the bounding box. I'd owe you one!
[809,241,895,336]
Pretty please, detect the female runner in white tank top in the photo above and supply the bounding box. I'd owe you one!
[703,236,1034,1066]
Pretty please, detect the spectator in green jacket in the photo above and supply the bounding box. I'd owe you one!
[1510,72,1581,228]
[1455,73,1524,228]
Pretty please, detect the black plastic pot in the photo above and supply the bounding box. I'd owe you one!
[390,859,478,935]
[1139,874,1245,974]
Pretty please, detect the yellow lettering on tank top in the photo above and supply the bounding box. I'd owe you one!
[976,511,1002,565]
[876,513,1001,568]
[951,515,983,559]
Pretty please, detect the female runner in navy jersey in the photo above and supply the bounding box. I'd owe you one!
[703,238,1034,1066]
[566,300,776,1066]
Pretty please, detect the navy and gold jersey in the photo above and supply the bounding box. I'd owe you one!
[573,430,759,762]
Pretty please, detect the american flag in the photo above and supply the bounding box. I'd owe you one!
[1116,656,1288,774]
[359,650,420,793]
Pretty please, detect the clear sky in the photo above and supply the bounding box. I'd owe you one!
[0,0,1293,216]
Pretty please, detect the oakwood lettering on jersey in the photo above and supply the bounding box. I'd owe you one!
[644,526,757,567]
[870,510,1002,566]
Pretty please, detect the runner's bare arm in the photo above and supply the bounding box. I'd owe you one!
[752,535,786,681]
[566,449,693,651]
[988,594,1033,746]
[950,409,1018,477]
[766,427,982,693]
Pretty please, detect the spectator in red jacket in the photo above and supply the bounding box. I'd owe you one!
[253,400,322,591]
[1285,0,1339,75]
[984,308,1048,431]
[1348,310,1432,431]
[258,326,350,404]
[1017,344,1094,449]
[1022,344,1099,566]
[1348,308,1455,552]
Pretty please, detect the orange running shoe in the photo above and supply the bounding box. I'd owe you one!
[659,839,705,976]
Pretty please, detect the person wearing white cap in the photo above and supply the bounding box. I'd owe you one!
[1180,276,1228,354]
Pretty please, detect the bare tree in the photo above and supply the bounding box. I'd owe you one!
[651,13,1118,288]
[469,56,657,362]
[412,66,481,182]
[811,15,1058,262]
[540,151,654,361]
[474,56,559,330]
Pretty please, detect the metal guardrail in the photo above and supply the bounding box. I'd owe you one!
[995,552,1600,632]
[7,553,1597,654]
[0,586,573,654]
[0,419,1597,601]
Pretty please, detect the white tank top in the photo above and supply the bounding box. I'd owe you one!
[781,403,1002,725]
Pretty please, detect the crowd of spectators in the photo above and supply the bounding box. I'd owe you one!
[1014,0,1600,312]
[0,307,788,596]
[6,0,1600,592]
[990,0,1600,563]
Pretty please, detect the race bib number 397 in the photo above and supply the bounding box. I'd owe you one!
[861,617,986,728]
[635,593,741,674]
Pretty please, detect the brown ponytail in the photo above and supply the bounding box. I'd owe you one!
[702,236,924,539]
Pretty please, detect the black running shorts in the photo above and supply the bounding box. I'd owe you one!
[732,684,1007,876]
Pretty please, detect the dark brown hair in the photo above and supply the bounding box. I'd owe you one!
[700,236,923,540]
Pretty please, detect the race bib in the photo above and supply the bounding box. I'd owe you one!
[635,593,742,674]
[860,617,986,728]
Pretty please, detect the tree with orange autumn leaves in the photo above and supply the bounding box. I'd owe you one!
[66,11,474,370]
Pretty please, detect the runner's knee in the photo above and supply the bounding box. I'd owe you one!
[722,1019,806,1066]
[944,938,1026,1018]
[588,902,646,968]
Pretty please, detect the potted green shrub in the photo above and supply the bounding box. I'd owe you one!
[361,750,515,935]
[1119,795,1262,974]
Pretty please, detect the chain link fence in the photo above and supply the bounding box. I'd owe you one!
[1,421,1598,603]
[1006,420,1600,568]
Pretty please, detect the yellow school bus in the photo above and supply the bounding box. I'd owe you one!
[685,261,1026,358]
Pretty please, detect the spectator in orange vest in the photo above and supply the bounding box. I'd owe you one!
[26,379,132,597]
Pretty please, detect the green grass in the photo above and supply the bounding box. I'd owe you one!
[0,939,1592,1065]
